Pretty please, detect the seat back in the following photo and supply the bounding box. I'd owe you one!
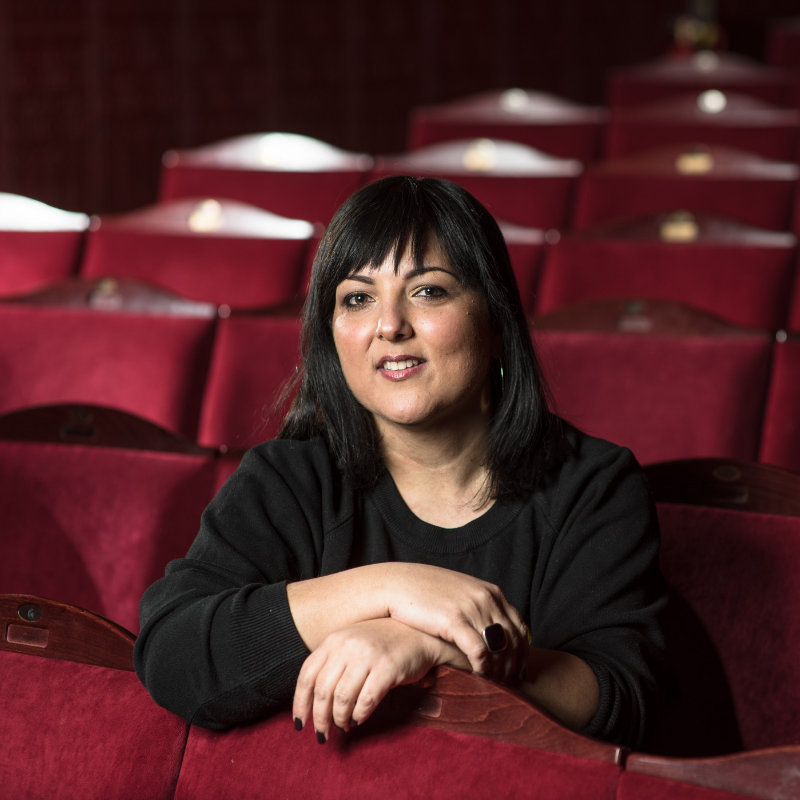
[407,89,607,161]
[0,440,217,633]
[0,302,216,439]
[498,220,547,315]
[159,133,373,224]
[0,598,188,800]
[197,314,302,449]
[571,144,799,231]
[536,213,797,329]
[370,138,582,229]
[0,193,89,296]
[759,335,800,471]
[532,300,773,464]
[81,198,315,309]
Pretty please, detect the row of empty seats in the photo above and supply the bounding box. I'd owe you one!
[1,289,799,471]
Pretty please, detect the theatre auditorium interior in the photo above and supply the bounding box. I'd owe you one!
[4,2,800,798]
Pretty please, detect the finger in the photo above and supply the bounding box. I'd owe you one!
[451,624,493,675]
[330,662,370,731]
[293,650,328,731]
[311,659,348,742]
[350,667,395,726]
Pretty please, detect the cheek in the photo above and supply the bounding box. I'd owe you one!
[332,316,372,380]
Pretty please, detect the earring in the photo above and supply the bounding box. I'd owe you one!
[499,358,505,399]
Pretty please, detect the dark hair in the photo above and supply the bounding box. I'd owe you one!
[279,175,562,497]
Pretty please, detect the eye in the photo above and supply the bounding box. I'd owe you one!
[413,285,448,299]
[343,291,373,307]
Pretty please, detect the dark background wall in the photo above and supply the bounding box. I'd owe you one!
[0,0,795,215]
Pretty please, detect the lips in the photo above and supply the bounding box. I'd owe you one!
[377,355,426,380]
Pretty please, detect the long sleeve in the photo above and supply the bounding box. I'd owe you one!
[134,439,354,729]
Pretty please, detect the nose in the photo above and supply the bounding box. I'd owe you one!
[376,296,412,341]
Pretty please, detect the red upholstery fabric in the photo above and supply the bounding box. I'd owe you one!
[499,221,546,315]
[618,772,755,800]
[571,146,799,231]
[197,315,302,449]
[0,305,216,439]
[175,709,621,800]
[159,134,372,224]
[767,18,800,70]
[370,140,582,229]
[536,228,797,329]
[608,53,796,108]
[407,90,607,161]
[533,329,772,464]
[0,651,189,800]
[759,337,800,471]
[0,441,216,632]
[654,504,800,754]
[81,199,314,309]
[0,230,84,297]
[605,93,800,161]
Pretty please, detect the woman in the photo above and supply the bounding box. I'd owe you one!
[135,176,669,748]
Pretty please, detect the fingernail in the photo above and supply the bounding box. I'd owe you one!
[294,717,303,731]
[316,731,326,745]
[335,725,345,733]
[349,718,358,727]
[519,666,527,682]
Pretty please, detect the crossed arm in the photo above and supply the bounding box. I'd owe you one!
[286,562,600,741]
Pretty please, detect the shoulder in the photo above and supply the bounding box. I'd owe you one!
[534,423,656,536]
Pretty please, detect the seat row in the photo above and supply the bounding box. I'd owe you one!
[1,292,799,472]
[3,458,800,799]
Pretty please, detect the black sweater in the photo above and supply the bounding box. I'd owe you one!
[135,426,669,747]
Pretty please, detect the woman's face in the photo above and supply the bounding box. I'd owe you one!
[332,238,496,435]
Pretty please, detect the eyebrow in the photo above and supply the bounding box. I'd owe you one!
[343,266,458,285]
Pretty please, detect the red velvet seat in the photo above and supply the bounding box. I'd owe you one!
[759,335,800,471]
[651,500,800,755]
[571,144,800,231]
[159,133,373,224]
[767,17,800,71]
[0,440,216,632]
[617,771,758,800]
[605,92,800,162]
[370,139,582,229]
[197,314,302,449]
[608,52,796,108]
[532,300,772,464]
[536,213,797,329]
[0,192,89,297]
[80,198,316,310]
[0,303,216,439]
[498,220,547,315]
[0,599,188,800]
[407,89,607,162]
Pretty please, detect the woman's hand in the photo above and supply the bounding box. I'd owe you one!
[292,617,464,742]
[380,563,529,683]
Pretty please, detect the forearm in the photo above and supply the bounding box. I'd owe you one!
[519,648,600,731]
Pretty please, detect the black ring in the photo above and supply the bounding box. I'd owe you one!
[481,623,507,653]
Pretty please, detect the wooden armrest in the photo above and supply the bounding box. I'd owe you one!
[628,747,800,800]
[382,665,626,764]
[0,594,135,671]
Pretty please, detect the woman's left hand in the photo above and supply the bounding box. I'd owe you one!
[292,617,464,742]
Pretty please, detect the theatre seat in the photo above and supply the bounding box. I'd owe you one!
[0,192,89,296]
[0,599,189,800]
[0,297,216,439]
[370,139,582,229]
[759,334,800,472]
[767,17,800,70]
[571,144,799,231]
[605,92,800,162]
[407,89,607,161]
[81,198,316,309]
[174,665,624,800]
[536,212,797,329]
[0,439,216,632]
[608,52,796,108]
[498,220,548,315]
[159,132,373,224]
[643,461,800,757]
[197,314,302,449]
[532,299,773,464]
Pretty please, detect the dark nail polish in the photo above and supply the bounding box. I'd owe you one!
[316,731,326,745]
[294,717,303,731]
[335,724,345,733]
[349,718,358,727]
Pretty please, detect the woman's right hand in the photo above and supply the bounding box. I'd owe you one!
[379,562,529,683]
